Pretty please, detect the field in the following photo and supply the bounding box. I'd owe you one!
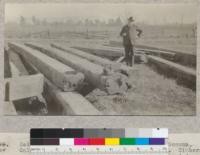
[4,23,196,115]
[5,23,196,54]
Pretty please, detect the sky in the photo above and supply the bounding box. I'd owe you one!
[5,3,198,24]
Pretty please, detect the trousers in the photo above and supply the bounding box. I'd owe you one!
[124,44,134,66]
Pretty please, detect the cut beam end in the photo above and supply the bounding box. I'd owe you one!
[101,73,130,95]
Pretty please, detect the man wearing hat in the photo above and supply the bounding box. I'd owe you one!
[120,17,142,66]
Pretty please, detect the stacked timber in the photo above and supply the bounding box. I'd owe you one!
[26,42,133,76]
[19,56,101,115]
[147,55,196,90]
[24,43,130,95]
[27,42,120,73]
[73,44,123,59]
[8,42,85,92]
[109,40,196,68]
[55,43,136,75]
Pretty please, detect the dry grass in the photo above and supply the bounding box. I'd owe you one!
[88,64,196,115]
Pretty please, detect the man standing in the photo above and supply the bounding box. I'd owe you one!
[120,17,142,66]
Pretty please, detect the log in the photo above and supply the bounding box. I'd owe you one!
[108,40,196,68]
[9,50,29,75]
[57,92,101,115]
[27,42,120,73]
[23,60,101,115]
[4,74,44,101]
[8,43,85,92]
[9,62,21,77]
[147,55,196,90]
[137,48,175,60]
[50,43,134,76]
[44,77,100,115]
[24,43,130,94]
[9,50,47,107]
[73,44,123,60]
[103,44,175,61]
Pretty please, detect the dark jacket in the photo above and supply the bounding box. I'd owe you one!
[120,25,132,46]
[120,24,142,46]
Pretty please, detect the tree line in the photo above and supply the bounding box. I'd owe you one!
[19,16,124,27]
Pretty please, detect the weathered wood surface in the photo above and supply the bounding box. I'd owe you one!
[24,42,130,94]
[4,74,44,101]
[23,60,101,115]
[9,49,47,104]
[51,43,136,75]
[8,42,85,92]
[4,101,17,115]
[109,40,196,68]
[73,44,123,59]
[27,42,120,72]
[44,79,101,115]
[4,49,12,78]
[57,92,101,115]
[9,62,21,77]
[9,50,29,75]
[147,55,196,90]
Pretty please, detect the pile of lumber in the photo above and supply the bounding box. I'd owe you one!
[8,43,101,115]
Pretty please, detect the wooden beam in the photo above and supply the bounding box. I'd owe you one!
[57,92,101,115]
[108,40,196,68]
[4,49,12,78]
[4,101,17,115]
[5,74,44,101]
[9,50,29,75]
[147,55,196,90]
[18,55,100,115]
[8,49,47,106]
[9,62,21,77]
[23,42,130,95]
[43,76,101,115]
[27,42,120,73]
[8,43,85,92]
[50,43,135,75]
[73,44,123,60]
[26,43,138,76]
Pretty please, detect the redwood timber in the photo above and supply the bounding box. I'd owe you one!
[8,43,85,92]
[23,59,101,115]
[24,43,130,94]
[4,74,44,101]
[147,55,196,90]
